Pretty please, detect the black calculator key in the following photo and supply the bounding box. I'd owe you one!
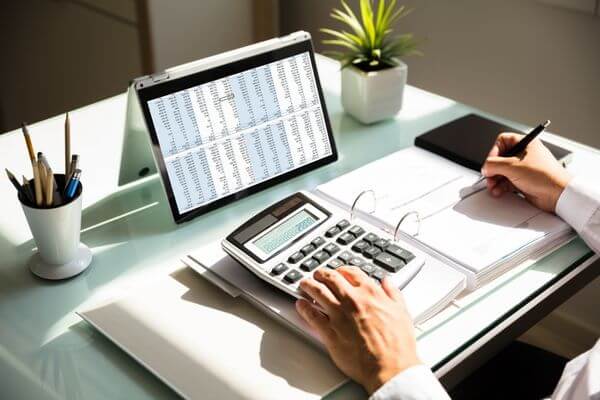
[371,267,387,281]
[324,243,340,256]
[349,257,365,267]
[338,251,353,264]
[327,259,344,269]
[349,225,365,237]
[374,238,390,250]
[337,232,356,245]
[360,263,375,275]
[300,244,316,256]
[288,252,304,263]
[271,263,288,276]
[385,244,416,263]
[374,252,405,273]
[311,236,326,248]
[283,269,303,284]
[363,246,382,259]
[325,226,341,238]
[300,258,319,272]
[363,233,379,244]
[336,219,351,230]
[313,250,330,263]
[351,240,370,253]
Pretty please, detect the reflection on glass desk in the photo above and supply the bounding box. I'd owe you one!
[0,55,597,400]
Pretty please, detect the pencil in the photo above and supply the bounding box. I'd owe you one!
[65,112,71,176]
[21,123,42,206]
[37,159,46,204]
[45,167,54,206]
[5,168,23,193]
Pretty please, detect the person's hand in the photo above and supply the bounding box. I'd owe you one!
[295,266,420,395]
[481,132,572,212]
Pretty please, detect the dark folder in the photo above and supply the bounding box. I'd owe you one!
[414,114,571,171]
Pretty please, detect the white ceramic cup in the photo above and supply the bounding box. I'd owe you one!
[20,175,92,279]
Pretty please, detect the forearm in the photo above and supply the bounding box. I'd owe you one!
[555,176,600,254]
[369,365,450,400]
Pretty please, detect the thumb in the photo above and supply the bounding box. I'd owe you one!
[482,156,519,179]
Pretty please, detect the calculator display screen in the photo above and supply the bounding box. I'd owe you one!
[253,209,318,256]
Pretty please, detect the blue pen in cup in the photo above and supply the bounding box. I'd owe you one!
[65,169,81,200]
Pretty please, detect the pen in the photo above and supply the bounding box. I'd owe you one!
[65,154,79,192]
[22,176,34,204]
[65,112,71,176]
[21,123,42,206]
[65,169,81,199]
[471,120,551,190]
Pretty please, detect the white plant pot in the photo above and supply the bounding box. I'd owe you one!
[341,60,407,124]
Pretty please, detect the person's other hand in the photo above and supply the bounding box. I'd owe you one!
[295,266,420,395]
[481,132,571,212]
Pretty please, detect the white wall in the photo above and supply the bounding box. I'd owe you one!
[147,0,254,71]
[281,0,600,148]
[280,0,600,355]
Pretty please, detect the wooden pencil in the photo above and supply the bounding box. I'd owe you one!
[45,167,54,206]
[21,123,42,206]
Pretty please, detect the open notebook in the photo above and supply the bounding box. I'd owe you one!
[316,147,574,289]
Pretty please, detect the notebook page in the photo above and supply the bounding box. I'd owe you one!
[315,147,480,226]
[416,190,570,273]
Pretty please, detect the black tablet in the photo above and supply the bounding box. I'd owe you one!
[134,32,337,223]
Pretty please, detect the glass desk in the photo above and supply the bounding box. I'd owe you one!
[0,56,597,399]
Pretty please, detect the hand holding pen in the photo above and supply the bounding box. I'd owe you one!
[480,127,572,212]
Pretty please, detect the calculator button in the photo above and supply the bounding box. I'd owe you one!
[323,243,340,256]
[288,252,304,263]
[363,246,382,259]
[325,226,341,238]
[360,263,375,275]
[283,269,303,283]
[313,250,330,263]
[349,257,365,267]
[311,236,326,248]
[336,232,356,245]
[374,239,390,250]
[327,259,344,269]
[374,252,405,273]
[300,258,320,272]
[300,244,316,256]
[349,225,365,237]
[351,240,369,253]
[270,263,288,276]
[337,251,353,264]
[336,219,351,230]
[371,267,387,281]
[363,233,379,244]
[385,244,416,263]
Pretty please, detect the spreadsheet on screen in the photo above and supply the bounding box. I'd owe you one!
[147,51,332,214]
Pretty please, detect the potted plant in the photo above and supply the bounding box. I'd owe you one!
[321,0,420,124]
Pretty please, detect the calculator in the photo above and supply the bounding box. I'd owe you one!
[222,191,425,299]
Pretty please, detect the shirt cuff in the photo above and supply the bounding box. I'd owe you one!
[555,176,600,233]
[369,365,451,400]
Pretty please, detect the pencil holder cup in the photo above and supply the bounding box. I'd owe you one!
[19,174,92,280]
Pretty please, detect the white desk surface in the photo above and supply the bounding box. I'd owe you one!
[0,55,598,399]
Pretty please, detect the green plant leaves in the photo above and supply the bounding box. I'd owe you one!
[321,0,420,69]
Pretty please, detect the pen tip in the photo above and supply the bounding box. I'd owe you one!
[543,120,551,128]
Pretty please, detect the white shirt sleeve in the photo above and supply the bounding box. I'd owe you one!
[550,339,600,400]
[369,365,451,400]
[555,176,600,253]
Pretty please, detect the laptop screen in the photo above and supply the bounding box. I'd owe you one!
[138,39,336,222]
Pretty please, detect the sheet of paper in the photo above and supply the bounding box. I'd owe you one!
[417,190,570,273]
[316,147,479,227]
[79,265,348,400]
